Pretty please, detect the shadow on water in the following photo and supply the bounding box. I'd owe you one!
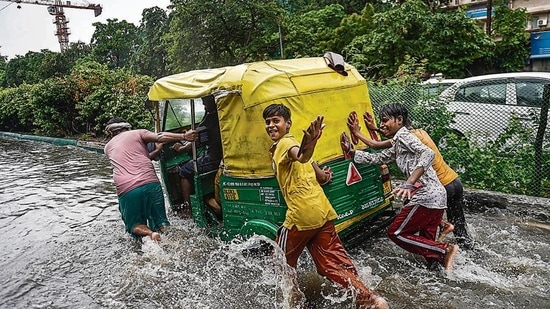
[0,137,549,308]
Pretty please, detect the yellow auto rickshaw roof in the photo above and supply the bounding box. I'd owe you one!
[148,57,360,103]
[148,57,375,178]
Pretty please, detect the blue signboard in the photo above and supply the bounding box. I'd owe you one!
[466,5,494,19]
[531,32,550,59]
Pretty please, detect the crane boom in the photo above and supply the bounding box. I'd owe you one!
[1,0,103,52]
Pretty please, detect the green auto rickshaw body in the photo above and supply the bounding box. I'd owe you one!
[148,56,395,246]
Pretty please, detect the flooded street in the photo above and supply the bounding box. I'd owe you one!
[0,137,549,308]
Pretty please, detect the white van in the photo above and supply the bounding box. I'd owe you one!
[438,72,550,142]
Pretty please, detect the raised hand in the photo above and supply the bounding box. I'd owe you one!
[340,132,354,160]
[363,111,378,130]
[303,115,325,141]
[297,115,325,157]
[320,166,333,185]
[347,111,359,145]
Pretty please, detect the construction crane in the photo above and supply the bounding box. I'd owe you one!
[1,0,102,52]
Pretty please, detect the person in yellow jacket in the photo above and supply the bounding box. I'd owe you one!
[263,104,388,309]
[347,111,474,250]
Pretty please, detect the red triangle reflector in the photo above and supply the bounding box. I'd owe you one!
[346,162,362,186]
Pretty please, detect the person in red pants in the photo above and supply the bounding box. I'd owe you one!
[347,110,473,249]
[342,103,459,271]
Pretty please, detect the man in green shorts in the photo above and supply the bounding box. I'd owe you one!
[104,117,198,242]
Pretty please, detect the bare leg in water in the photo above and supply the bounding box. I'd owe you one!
[133,224,162,242]
[437,220,454,242]
[178,178,193,218]
[443,244,459,271]
[206,197,222,219]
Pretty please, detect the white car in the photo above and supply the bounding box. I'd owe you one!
[438,72,550,142]
[421,75,463,95]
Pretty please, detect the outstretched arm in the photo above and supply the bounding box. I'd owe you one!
[347,113,391,149]
[289,115,325,163]
[312,161,333,186]
[171,141,192,153]
[148,142,163,160]
[157,130,198,143]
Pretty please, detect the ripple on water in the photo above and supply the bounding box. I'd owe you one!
[1,137,550,308]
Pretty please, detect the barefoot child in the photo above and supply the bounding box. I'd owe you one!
[263,104,388,308]
[347,110,473,248]
[342,103,459,271]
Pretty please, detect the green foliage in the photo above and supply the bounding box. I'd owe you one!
[282,4,347,58]
[344,0,494,79]
[2,51,47,86]
[0,46,90,88]
[26,77,77,136]
[422,9,493,77]
[91,19,140,69]
[166,0,283,72]
[129,7,170,79]
[0,56,5,83]
[0,59,153,138]
[491,5,530,72]
[332,5,375,53]
[440,116,550,197]
[282,0,371,14]
[69,60,154,135]
[0,84,34,132]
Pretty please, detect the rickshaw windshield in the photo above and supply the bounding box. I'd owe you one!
[161,99,206,131]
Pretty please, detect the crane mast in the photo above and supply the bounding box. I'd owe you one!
[1,0,102,52]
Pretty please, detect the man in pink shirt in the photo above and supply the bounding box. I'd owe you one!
[104,117,198,242]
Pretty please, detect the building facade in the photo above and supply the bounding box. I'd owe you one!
[447,0,550,71]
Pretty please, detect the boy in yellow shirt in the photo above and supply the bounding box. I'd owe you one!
[263,104,388,309]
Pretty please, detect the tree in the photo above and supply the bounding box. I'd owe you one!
[165,0,283,72]
[282,4,347,58]
[332,4,376,55]
[129,7,170,78]
[0,42,94,88]
[1,51,51,87]
[28,77,78,136]
[0,55,5,87]
[281,0,375,14]
[344,0,494,79]
[490,4,530,72]
[422,9,493,77]
[91,19,140,69]
[69,60,154,135]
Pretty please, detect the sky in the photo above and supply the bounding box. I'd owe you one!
[0,0,171,59]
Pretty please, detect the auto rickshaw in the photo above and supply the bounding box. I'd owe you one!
[147,55,396,246]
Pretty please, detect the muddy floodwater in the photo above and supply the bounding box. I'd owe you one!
[0,137,549,308]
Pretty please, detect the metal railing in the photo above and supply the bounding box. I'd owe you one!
[367,79,550,198]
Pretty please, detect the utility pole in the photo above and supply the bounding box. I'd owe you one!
[486,0,493,36]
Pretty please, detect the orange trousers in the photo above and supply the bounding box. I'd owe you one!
[276,220,376,306]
